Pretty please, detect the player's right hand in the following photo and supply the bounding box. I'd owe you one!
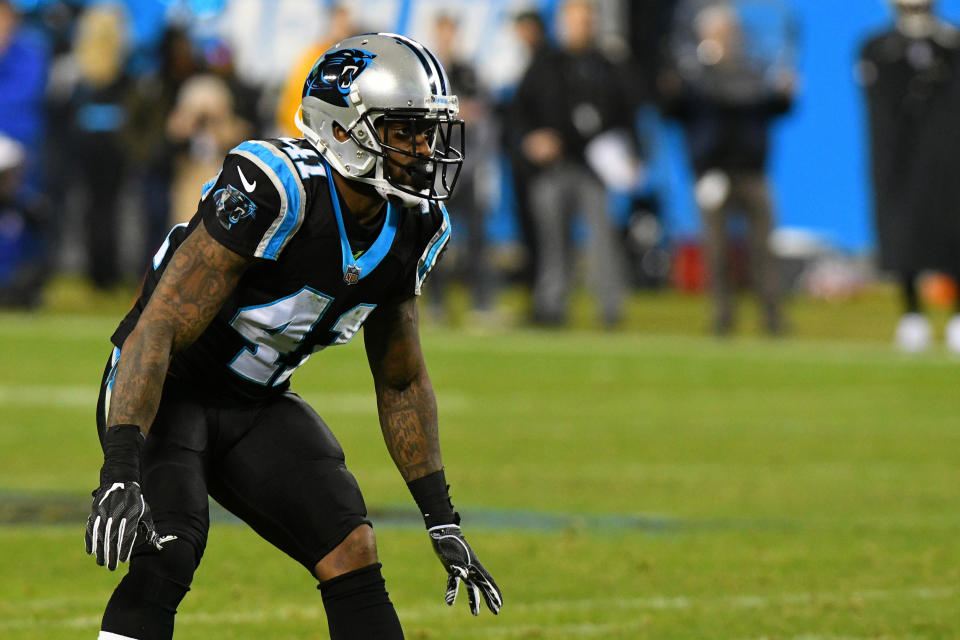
[85,424,163,570]
[85,481,161,570]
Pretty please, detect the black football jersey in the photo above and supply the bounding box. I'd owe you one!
[112,137,450,401]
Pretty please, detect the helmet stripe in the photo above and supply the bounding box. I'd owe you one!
[420,45,448,96]
[384,33,442,96]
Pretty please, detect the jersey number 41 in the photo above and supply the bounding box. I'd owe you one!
[228,287,375,386]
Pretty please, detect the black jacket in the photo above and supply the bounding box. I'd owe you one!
[510,45,640,166]
[660,76,792,175]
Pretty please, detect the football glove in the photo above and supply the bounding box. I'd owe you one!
[85,424,163,570]
[429,524,503,616]
[85,481,163,569]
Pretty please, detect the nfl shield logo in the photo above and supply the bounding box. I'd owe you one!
[344,264,361,285]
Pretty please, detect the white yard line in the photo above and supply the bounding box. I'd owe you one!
[740,636,932,640]
[0,383,469,413]
[0,384,96,408]
[426,332,960,369]
[471,619,651,637]
[1,586,953,631]
[0,596,106,611]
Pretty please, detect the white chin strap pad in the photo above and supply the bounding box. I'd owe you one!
[376,183,424,208]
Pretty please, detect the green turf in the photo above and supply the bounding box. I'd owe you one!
[1,288,959,638]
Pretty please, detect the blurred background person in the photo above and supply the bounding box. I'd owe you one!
[123,25,200,270]
[628,0,681,104]
[203,37,267,139]
[4,0,954,344]
[0,0,49,305]
[0,133,49,307]
[661,0,797,336]
[275,3,355,138]
[511,0,638,328]
[504,9,549,290]
[42,1,83,256]
[166,71,251,224]
[66,5,132,290]
[0,0,48,194]
[426,12,497,324]
[858,0,960,353]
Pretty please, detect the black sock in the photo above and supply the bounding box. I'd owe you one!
[952,273,960,314]
[319,563,404,640]
[902,272,920,314]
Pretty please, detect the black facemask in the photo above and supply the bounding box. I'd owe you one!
[358,111,465,203]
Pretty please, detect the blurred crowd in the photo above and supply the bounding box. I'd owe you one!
[1,0,958,348]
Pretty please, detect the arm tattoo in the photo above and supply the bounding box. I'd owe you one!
[377,377,441,482]
[365,298,442,482]
[107,226,250,434]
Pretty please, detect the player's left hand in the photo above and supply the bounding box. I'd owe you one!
[428,524,502,615]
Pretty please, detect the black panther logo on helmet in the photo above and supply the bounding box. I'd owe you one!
[303,48,377,108]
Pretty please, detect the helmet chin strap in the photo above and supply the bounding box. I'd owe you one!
[376,184,425,208]
[372,139,429,207]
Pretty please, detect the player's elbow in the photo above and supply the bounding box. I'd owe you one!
[376,360,431,397]
[376,370,419,394]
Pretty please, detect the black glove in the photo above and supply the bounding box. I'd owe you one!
[429,523,503,616]
[85,425,163,570]
[408,469,503,615]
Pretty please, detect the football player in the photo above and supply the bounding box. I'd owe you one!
[84,33,502,640]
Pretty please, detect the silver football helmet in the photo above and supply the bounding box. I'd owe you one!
[295,33,464,207]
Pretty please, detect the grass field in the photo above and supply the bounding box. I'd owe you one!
[1,285,959,639]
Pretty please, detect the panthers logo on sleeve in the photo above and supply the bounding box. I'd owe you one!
[215,185,258,230]
[303,49,377,107]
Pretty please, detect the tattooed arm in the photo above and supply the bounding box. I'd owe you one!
[107,224,251,434]
[364,297,504,615]
[86,224,250,568]
[363,297,441,482]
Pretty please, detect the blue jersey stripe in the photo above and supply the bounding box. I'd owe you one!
[200,170,221,200]
[323,159,399,281]
[103,346,121,423]
[417,204,451,290]
[233,141,304,260]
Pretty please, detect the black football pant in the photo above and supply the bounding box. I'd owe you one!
[698,169,782,334]
[94,348,381,639]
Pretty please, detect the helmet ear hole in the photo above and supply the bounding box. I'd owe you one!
[332,122,350,142]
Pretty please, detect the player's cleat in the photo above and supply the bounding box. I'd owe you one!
[895,312,931,352]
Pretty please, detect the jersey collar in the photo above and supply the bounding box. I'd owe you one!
[323,160,399,285]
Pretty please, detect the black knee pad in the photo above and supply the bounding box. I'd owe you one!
[101,538,199,640]
[130,536,198,586]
